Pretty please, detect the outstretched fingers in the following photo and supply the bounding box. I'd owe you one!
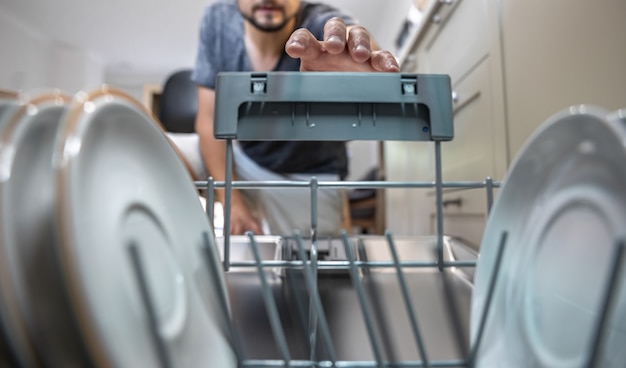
[286,17,400,73]
[323,17,347,54]
[370,50,400,72]
[285,28,323,60]
[347,25,371,63]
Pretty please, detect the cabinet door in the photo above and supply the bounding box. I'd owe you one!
[385,58,501,239]
[443,58,497,190]
[417,0,490,83]
[387,0,506,239]
[384,140,435,235]
[501,0,626,159]
[430,57,500,249]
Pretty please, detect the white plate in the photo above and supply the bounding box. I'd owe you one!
[53,88,236,367]
[471,105,626,367]
[608,108,626,127]
[0,93,22,368]
[0,96,20,131]
[0,91,80,366]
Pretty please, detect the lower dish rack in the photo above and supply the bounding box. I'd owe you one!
[186,175,621,368]
[191,177,499,368]
[2,76,623,368]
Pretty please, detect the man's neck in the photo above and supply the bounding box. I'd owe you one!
[244,18,296,71]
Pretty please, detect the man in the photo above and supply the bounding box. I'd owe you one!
[192,0,399,235]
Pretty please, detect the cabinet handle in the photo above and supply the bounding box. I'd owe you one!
[432,14,442,24]
[442,198,463,208]
[451,91,459,103]
[439,0,454,4]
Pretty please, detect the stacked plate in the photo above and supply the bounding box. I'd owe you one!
[472,106,626,367]
[0,88,237,367]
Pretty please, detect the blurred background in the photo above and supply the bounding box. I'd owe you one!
[1,0,625,244]
[0,0,414,96]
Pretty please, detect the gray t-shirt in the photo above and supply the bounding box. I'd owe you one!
[192,0,355,178]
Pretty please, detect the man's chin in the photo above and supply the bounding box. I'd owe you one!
[249,19,289,33]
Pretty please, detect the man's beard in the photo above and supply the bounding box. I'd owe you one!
[240,3,296,33]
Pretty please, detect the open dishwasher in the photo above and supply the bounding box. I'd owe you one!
[190,72,626,368]
[198,71,483,367]
[3,74,623,368]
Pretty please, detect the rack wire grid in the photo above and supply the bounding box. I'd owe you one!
[199,173,498,368]
[190,156,624,368]
[128,72,626,368]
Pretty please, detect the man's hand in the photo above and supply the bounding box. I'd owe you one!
[228,200,263,235]
[285,17,400,72]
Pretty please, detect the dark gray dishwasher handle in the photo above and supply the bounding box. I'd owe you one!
[213,72,453,142]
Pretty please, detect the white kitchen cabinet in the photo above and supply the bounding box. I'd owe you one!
[384,140,434,235]
[443,57,502,188]
[386,0,626,248]
[417,0,490,85]
[386,0,506,243]
[436,57,502,248]
[500,0,626,158]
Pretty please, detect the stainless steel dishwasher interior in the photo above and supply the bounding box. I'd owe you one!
[217,235,476,362]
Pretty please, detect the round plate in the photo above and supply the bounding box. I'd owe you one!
[53,87,236,367]
[0,91,83,366]
[471,105,626,367]
[0,92,21,368]
[0,95,21,131]
[608,108,626,127]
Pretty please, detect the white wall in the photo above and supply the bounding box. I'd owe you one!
[51,45,105,93]
[0,10,52,91]
[0,9,105,94]
[103,66,177,103]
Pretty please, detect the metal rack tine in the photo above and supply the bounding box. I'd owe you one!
[310,177,318,242]
[223,139,235,271]
[127,242,173,368]
[206,176,216,232]
[485,177,494,214]
[246,232,292,364]
[468,232,508,367]
[585,239,625,368]
[341,231,384,367]
[200,231,244,363]
[293,231,338,364]
[384,231,431,367]
[307,178,320,362]
[434,141,444,272]
[307,233,319,362]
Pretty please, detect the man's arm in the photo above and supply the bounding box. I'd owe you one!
[195,86,263,235]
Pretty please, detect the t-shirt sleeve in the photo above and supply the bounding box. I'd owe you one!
[191,5,220,89]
